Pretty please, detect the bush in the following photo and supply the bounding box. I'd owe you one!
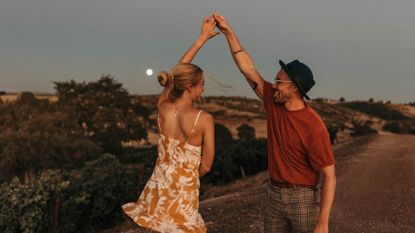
[237,124,255,142]
[214,123,233,146]
[0,112,101,183]
[0,170,68,233]
[383,120,415,135]
[0,154,142,233]
[350,120,377,136]
[202,138,267,185]
[342,101,407,120]
[327,124,344,144]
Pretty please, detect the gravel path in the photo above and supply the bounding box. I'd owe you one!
[101,134,415,233]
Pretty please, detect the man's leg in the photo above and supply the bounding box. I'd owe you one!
[264,184,291,233]
[286,187,320,233]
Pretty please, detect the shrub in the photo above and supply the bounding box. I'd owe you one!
[342,101,407,120]
[202,138,267,185]
[350,120,377,136]
[383,120,415,135]
[237,124,255,142]
[214,123,233,146]
[0,154,141,233]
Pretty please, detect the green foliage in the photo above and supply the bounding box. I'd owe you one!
[202,138,267,185]
[0,155,141,233]
[237,124,256,142]
[342,101,407,120]
[119,147,157,164]
[0,94,100,183]
[53,75,150,154]
[327,123,345,144]
[350,120,377,136]
[0,92,53,132]
[383,120,415,134]
[214,123,233,146]
[0,170,68,233]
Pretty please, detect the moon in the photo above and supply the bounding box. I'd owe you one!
[146,68,153,76]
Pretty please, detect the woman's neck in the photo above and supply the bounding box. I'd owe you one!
[174,94,193,108]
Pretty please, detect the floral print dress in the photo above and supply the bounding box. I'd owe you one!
[122,110,206,233]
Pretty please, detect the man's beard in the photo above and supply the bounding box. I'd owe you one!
[273,91,286,104]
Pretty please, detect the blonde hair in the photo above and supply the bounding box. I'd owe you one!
[157,63,203,101]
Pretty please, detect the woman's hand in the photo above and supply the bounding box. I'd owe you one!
[200,15,220,41]
[179,15,219,63]
[213,13,232,35]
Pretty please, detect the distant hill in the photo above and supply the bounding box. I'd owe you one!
[2,93,414,143]
[133,95,415,144]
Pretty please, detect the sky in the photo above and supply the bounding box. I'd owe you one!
[1,0,415,103]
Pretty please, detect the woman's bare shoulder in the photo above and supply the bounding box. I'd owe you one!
[198,111,214,125]
[157,101,174,113]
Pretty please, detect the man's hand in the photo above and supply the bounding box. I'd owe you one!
[213,13,231,34]
[200,15,220,41]
[178,15,218,64]
[313,221,329,233]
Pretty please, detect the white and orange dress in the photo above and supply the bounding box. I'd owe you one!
[122,111,206,233]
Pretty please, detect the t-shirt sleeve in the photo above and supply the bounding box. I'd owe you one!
[263,81,274,111]
[306,129,336,171]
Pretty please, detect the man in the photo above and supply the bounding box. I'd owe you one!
[213,13,336,233]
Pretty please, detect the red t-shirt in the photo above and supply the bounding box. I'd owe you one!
[263,81,335,186]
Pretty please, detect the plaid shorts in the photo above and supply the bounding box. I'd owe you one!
[264,183,321,233]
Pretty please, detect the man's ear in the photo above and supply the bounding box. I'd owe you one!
[290,83,299,91]
[291,84,302,96]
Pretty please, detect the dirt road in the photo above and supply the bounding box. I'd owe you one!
[200,134,415,233]
[330,134,415,233]
[105,134,415,233]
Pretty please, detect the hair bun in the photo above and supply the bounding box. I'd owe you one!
[157,71,174,87]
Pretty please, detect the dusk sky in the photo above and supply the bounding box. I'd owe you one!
[1,0,415,103]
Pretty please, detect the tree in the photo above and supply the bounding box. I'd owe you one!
[53,75,150,154]
[237,124,256,142]
[214,123,233,146]
[0,113,100,184]
[339,97,345,103]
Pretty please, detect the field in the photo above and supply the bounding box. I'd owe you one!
[1,91,415,233]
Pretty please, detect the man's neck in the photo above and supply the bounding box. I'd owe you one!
[284,98,306,111]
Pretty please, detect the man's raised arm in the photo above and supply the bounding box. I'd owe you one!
[214,13,265,99]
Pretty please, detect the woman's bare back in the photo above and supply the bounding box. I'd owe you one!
[158,102,204,147]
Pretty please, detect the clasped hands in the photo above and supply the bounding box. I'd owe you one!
[199,13,231,42]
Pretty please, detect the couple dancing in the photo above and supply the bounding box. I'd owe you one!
[122,13,336,233]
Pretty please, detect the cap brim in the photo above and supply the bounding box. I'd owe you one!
[278,60,311,100]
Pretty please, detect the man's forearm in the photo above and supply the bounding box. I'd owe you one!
[318,172,336,224]
[223,29,257,76]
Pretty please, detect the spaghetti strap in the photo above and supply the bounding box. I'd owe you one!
[187,110,202,142]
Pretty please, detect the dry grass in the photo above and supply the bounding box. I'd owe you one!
[0,93,57,102]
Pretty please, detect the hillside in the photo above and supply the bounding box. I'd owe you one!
[2,93,414,144]
[139,96,410,144]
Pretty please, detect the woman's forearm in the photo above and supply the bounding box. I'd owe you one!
[179,35,208,64]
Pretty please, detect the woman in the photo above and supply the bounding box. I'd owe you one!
[122,16,218,233]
